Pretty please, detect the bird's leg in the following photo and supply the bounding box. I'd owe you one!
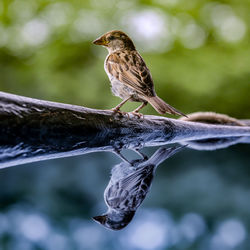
[111,96,132,114]
[133,102,147,112]
[113,149,131,163]
[131,102,147,118]
[132,148,148,160]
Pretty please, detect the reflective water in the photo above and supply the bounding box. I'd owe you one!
[0,139,250,250]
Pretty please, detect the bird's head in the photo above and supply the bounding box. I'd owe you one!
[93,30,136,52]
[92,211,135,231]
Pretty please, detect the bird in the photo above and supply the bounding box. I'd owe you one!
[92,145,185,230]
[93,30,187,117]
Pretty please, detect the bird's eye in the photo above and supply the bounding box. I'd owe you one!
[109,35,115,40]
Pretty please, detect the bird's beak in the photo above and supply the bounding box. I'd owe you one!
[93,36,108,46]
[92,215,107,224]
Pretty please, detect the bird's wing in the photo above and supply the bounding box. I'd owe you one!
[106,165,154,210]
[106,51,155,97]
[120,165,154,193]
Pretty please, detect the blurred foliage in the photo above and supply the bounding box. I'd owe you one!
[0,0,250,117]
[1,1,250,249]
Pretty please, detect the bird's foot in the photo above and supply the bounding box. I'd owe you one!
[111,108,129,117]
[131,111,144,119]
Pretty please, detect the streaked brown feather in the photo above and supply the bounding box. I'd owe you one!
[106,51,155,97]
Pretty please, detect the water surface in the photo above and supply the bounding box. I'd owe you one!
[0,140,249,250]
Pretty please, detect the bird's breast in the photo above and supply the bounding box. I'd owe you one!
[104,59,144,102]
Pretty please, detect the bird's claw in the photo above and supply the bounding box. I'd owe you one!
[111,108,129,117]
[131,112,144,119]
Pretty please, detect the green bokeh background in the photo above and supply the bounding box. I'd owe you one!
[0,0,249,117]
[1,1,250,250]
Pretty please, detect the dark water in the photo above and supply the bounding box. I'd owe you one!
[0,141,250,250]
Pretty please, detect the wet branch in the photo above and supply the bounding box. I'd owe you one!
[1,91,250,168]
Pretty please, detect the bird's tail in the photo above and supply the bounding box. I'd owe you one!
[147,96,187,117]
[145,145,186,167]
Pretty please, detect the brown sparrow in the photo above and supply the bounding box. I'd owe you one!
[93,30,186,117]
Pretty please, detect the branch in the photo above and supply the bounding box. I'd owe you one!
[1,91,250,168]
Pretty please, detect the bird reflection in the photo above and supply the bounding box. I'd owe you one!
[93,145,185,230]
